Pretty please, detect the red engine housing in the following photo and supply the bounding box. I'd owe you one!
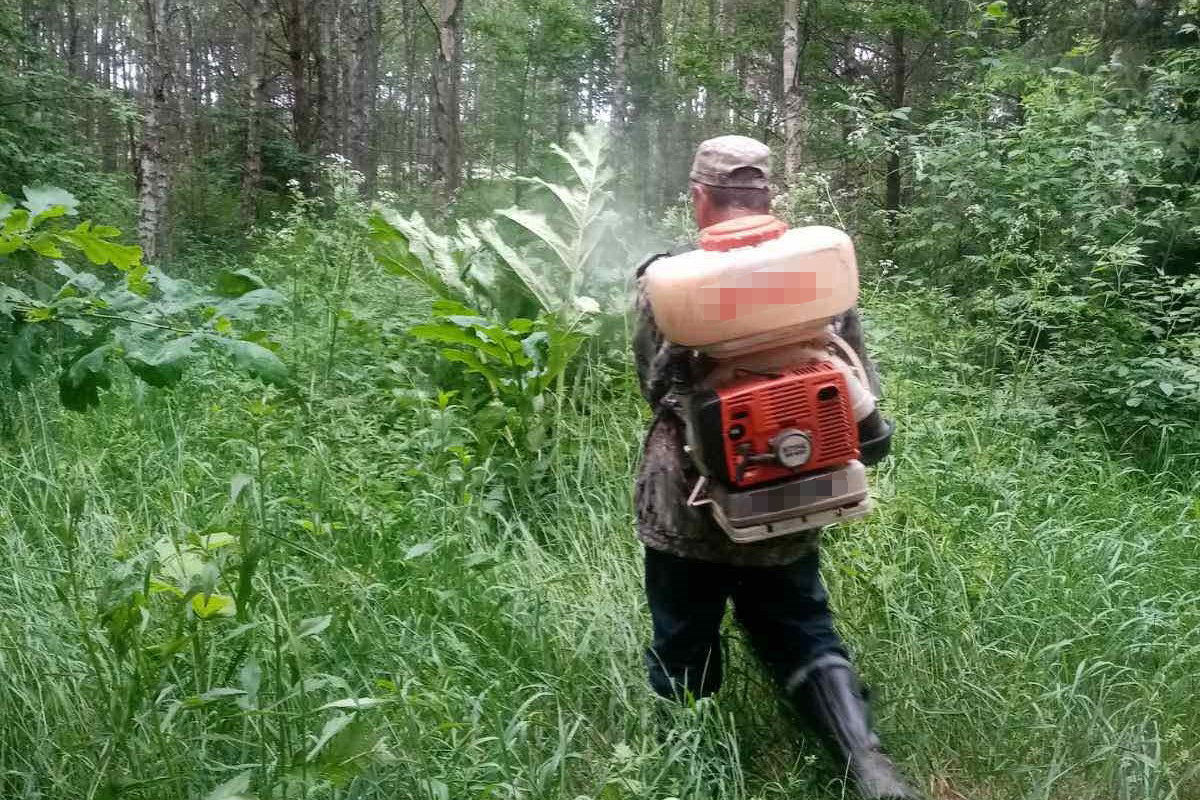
[688,361,860,489]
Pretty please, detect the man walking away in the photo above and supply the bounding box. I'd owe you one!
[632,135,920,800]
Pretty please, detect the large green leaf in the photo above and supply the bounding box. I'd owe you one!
[0,287,34,321]
[223,339,289,386]
[53,262,105,294]
[2,325,38,388]
[28,233,63,258]
[368,209,471,302]
[533,318,587,394]
[411,321,509,363]
[520,330,550,367]
[59,343,113,411]
[56,221,142,271]
[192,592,237,619]
[214,288,287,321]
[3,207,30,237]
[204,770,254,800]
[552,126,610,191]
[409,323,485,349]
[97,554,151,658]
[307,713,354,763]
[476,219,561,313]
[21,185,79,224]
[479,324,530,365]
[215,268,268,298]
[494,208,574,270]
[431,298,483,318]
[149,267,208,314]
[122,334,196,388]
[516,177,587,226]
[440,348,501,392]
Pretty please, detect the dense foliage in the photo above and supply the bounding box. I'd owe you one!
[1,186,286,425]
[1,0,1200,798]
[897,36,1200,448]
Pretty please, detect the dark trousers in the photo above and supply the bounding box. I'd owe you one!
[644,546,848,701]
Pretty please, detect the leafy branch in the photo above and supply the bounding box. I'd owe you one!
[1,186,291,411]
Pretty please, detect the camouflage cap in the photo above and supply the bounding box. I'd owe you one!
[689,135,771,189]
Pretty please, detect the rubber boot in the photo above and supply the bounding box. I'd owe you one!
[789,655,920,800]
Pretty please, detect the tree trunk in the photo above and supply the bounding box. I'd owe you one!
[782,0,806,186]
[555,76,569,146]
[120,10,138,176]
[66,0,81,77]
[628,29,651,208]
[513,41,531,203]
[642,0,663,209]
[137,0,174,264]
[836,34,855,195]
[284,0,314,182]
[240,0,267,222]
[175,4,193,165]
[100,0,118,171]
[885,26,906,230]
[704,0,731,131]
[85,0,100,145]
[348,0,378,196]
[367,0,381,193]
[186,3,204,158]
[339,7,352,159]
[463,52,479,182]
[430,0,463,199]
[315,0,335,161]
[611,0,631,131]
[402,2,417,181]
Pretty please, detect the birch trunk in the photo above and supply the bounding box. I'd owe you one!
[240,0,267,222]
[782,0,805,186]
[137,0,174,264]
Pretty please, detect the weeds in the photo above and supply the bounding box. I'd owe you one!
[2,148,1199,799]
[2,217,1198,798]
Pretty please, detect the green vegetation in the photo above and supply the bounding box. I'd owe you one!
[1,187,287,417]
[5,0,1200,797]
[3,240,1197,798]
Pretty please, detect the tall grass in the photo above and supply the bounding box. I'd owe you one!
[0,244,1197,799]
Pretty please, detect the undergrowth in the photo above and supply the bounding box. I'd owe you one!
[1,234,1198,798]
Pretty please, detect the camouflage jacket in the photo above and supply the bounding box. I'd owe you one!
[632,249,884,567]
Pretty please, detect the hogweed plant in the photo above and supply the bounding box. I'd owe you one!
[368,125,616,460]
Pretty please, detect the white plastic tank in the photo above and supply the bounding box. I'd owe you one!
[643,216,859,356]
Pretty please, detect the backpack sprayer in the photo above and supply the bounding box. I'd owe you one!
[642,215,893,544]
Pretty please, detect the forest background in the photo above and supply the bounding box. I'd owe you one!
[3,0,1200,799]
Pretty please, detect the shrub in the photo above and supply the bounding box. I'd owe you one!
[896,39,1200,451]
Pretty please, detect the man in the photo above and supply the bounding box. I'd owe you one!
[632,135,918,800]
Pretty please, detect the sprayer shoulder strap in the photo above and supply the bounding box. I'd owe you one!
[635,251,671,278]
[825,331,870,390]
[635,240,698,279]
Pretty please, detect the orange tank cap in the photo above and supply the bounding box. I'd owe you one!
[699,214,789,252]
